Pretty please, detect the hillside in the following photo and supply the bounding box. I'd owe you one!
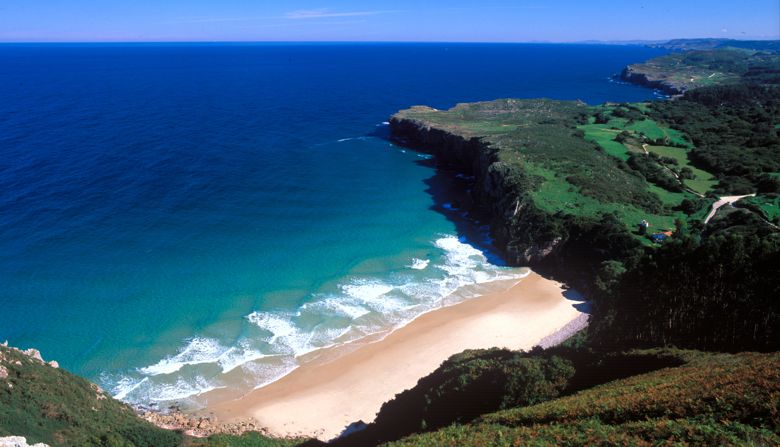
[387,351,780,446]
[0,344,305,447]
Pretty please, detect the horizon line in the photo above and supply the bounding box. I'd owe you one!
[1,36,779,45]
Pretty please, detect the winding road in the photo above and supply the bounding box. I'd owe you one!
[703,194,755,224]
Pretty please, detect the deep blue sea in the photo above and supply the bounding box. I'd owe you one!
[0,43,665,405]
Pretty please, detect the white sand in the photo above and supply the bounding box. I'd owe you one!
[203,272,587,440]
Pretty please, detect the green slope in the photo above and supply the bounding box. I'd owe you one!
[388,351,780,446]
[0,345,304,447]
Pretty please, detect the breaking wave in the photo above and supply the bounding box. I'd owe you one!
[109,235,527,406]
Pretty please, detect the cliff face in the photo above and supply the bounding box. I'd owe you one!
[619,65,684,95]
[389,115,562,265]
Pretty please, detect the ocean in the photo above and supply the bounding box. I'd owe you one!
[0,42,665,405]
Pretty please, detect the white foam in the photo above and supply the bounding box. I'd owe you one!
[242,357,301,390]
[337,137,354,142]
[146,376,221,403]
[112,377,149,401]
[341,281,394,301]
[246,312,297,343]
[139,337,227,376]
[245,311,321,356]
[217,342,278,374]
[325,299,372,319]
[409,258,430,270]
[340,280,408,314]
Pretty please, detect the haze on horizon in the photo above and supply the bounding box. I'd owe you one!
[1,0,779,43]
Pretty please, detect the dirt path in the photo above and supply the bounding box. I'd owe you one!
[704,194,755,224]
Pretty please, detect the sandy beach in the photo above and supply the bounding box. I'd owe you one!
[202,272,588,440]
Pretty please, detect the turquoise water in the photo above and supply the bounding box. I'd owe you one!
[0,43,665,404]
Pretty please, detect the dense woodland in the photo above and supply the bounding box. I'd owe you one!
[589,212,780,351]
[581,84,780,352]
[650,84,780,193]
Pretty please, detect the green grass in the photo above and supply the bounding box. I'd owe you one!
[578,123,630,160]
[625,119,666,140]
[394,100,716,241]
[623,48,774,92]
[740,194,780,221]
[633,102,652,113]
[387,418,778,447]
[188,433,305,447]
[580,105,716,203]
[646,184,688,207]
[645,145,718,194]
[529,164,681,232]
[387,351,780,446]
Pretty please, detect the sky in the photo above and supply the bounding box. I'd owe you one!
[1,0,778,43]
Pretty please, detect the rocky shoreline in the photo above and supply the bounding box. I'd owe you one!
[136,407,270,438]
[619,65,685,95]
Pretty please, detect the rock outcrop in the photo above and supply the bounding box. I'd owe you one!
[0,436,50,447]
[0,342,59,372]
[138,408,268,438]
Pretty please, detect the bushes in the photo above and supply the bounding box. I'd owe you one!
[0,346,182,447]
[388,351,780,446]
[626,154,682,192]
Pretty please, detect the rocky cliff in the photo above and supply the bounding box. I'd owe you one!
[389,110,563,266]
[619,65,684,95]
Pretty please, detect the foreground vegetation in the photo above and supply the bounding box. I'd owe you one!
[0,345,181,447]
[386,350,780,446]
[0,345,306,446]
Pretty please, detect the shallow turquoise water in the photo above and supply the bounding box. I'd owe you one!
[0,43,665,404]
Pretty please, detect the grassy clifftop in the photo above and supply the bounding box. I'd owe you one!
[391,99,711,249]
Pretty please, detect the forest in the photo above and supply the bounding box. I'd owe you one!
[649,84,780,193]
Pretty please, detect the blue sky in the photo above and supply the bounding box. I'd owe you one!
[1,0,778,42]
